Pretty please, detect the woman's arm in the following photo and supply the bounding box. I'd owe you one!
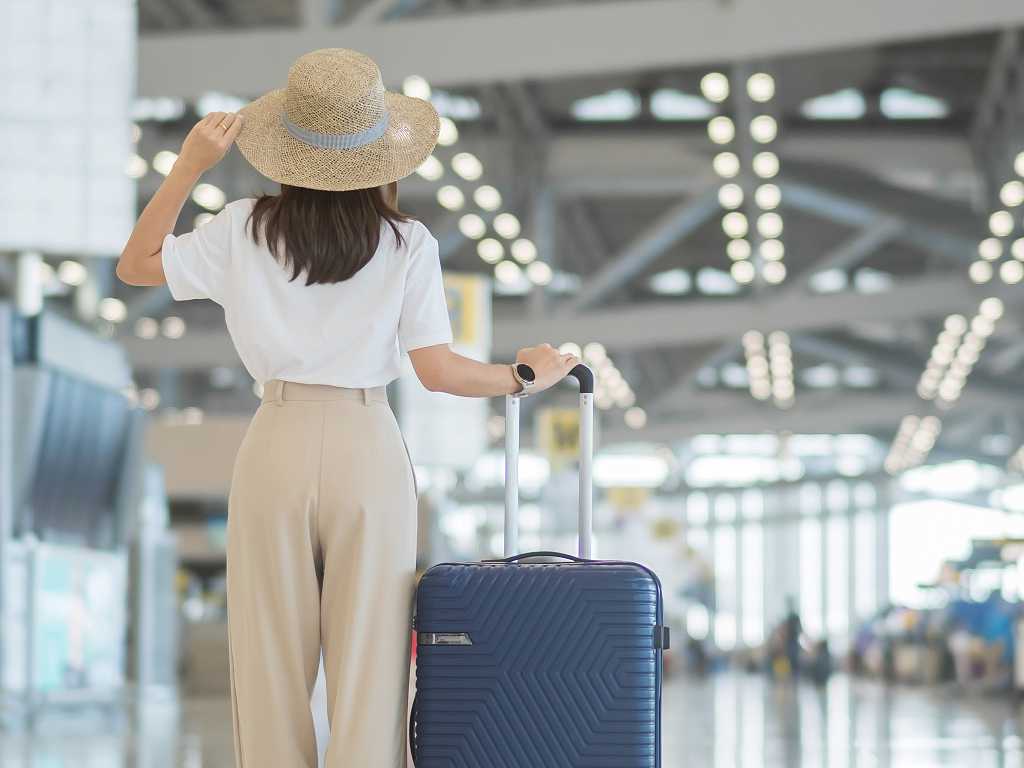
[116,111,243,287]
[408,343,579,397]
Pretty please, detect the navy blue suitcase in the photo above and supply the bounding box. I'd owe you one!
[411,365,667,767]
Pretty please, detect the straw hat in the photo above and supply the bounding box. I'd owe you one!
[236,48,440,192]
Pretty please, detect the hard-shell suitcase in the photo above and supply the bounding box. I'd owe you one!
[411,365,667,767]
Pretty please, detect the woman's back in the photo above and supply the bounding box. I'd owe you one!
[161,197,453,388]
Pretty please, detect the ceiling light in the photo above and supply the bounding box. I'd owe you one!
[1013,238,1024,260]
[625,407,648,429]
[755,184,781,210]
[192,183,225,211]
[402,75,431,100]
[161,316,186,339]
[437,117,458,146]
[648,268,691,295]
[474,185,502,211]
[747,73,775,103]
[416,155,443,181]
[437,185,465,210]
[979,297,1004,321]
[944,314,967,334]
[713,152,741,178]
[753,152,779,179]
[125,153,147,179]
[1001,259,1024,284]
[970,315,995,337]
[57,260,87,286]
[526,261,553,286]
[762,261,787,284]
[98,297,126,324]
[969,260,994,284]
[495,260,523,285]
[979,238,1003,261]
[493,213,521,239]
[477,238,504,263]
[451,152,483,181]
[722,212,749,238]
[1001,181,1024,208]
[760,239,785,261]
[718,184,744,209]
[152,150,177,176]
[742,331,764,350]
[809,269,847,293]
[511,238,537,264]
[134,317,159,339]
[700,72,730,103]
[458,214,486,239]
[757,212,783,239]
[559,343,582,360]
[727,239,752,261]
[1016,151,1024,178]
[731,260,755,284]
[990,210,1015,237]
[750,115,778,143]
[708,116,736,145]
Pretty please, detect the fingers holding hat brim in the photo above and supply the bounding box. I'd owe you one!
[235,89,440,192]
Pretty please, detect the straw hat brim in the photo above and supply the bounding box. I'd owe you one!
[235,88,440,192]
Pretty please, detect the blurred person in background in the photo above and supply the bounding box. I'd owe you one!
[115,48,579,768]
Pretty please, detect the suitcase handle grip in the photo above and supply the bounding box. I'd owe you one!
[484,550,591,564]
[567,363,595,394]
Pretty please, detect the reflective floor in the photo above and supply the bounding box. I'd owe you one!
[2,674,1024,767]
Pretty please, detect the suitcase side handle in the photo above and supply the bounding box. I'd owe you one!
[504,364,595,560]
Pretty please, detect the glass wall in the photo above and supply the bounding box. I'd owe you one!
[683,477,889,649]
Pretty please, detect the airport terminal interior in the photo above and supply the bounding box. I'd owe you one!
[5,1,1024,766]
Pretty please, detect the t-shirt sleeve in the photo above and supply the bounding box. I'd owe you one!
[161,203,234,304]
[398,227,454,354]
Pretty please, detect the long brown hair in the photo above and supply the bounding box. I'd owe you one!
[245,182,411,285]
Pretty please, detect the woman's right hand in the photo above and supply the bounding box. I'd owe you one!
[516,344,581,393]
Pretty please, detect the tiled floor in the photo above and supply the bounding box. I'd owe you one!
[2,673,1024,766]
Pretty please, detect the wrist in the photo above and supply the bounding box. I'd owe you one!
[171,157,204,180]
[506,364,523,396]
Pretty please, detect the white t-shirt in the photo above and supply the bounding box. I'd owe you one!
[161,197,453,388]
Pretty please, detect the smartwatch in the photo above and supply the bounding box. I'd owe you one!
[511,363,536,397]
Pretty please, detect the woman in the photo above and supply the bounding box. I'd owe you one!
[117,48,578,768]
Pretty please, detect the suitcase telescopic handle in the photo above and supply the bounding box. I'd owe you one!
[504,363,595,559]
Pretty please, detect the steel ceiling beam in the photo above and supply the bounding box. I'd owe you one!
[563,190,720,312]
[493,274,1019,358]
[138,0,1024,96]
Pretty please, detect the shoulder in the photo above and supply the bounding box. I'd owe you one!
[224,197,258,221]
[386,218,437,257]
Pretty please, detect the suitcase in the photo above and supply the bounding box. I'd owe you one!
[411,364,668,767]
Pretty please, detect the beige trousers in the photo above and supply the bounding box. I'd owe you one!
[226,379,418,768]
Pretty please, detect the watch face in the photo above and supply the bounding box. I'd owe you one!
[515,363,536,384]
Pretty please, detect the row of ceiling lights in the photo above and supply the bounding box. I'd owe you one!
[700,71,787,287]
[403,76,554,290]
[887,298,1003,474]
[915,298,1002,405]
[884,414,941,475]
[969,152,1024,285]
[556,342,646,429]
[742,330,795,409]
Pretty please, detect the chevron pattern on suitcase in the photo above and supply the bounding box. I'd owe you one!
[415,561,661,768]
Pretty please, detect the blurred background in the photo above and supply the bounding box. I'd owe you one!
[4,1,1024,766]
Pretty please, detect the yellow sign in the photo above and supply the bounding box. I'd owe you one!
[537,408,580,471]
[443,274,485,347]
[607,486,650,511]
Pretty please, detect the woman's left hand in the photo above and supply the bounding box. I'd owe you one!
[177,111,244,175]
